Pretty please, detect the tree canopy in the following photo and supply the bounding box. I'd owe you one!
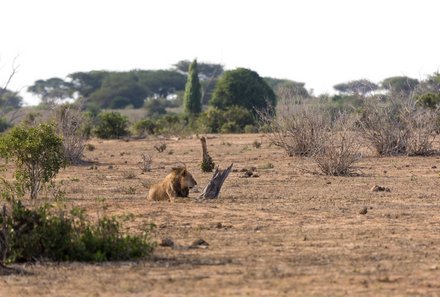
[264,77,309,98]
[28,78,73,105]
[210,68,276,111]
[68,70,186,109]
[381,76,419,96]
[333,79,378,96]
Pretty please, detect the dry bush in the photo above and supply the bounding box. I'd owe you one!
[53,102,88,164]
[357,97,438,156]
[311,113,362,176]
[138,153,153,172]
[258,96,330,156]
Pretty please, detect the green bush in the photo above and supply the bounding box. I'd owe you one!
[0,117,10,133]
[417,92,440,109]
[196,106,255,133]
[94,112,129,139]
[132,119,157,136]
[0,123,66,199]
[0,200,154,263]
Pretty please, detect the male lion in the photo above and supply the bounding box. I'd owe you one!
[148,167,197,202]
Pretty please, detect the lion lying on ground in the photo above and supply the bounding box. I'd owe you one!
[148,167,197,202]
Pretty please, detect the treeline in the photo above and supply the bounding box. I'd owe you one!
[1,58,440,135]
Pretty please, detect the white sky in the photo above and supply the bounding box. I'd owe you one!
[1,0,439,105]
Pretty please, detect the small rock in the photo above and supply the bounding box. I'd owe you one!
[432,165,437,169]
[326,181,332,185]
[108,165,113,169]
[241,170,253,178]
[190,239,209,248]
[359,207,368,215]
[252,174,260,178]
[371,185,391,192]
[160,238,175,248]
[215,222,223,229]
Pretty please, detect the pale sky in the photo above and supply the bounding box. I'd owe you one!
[1,0,439,105]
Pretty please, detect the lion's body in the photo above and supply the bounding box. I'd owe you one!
[148,168,197,202]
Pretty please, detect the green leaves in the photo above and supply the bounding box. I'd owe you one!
[183,59,202,115]
[0,123,65,199]
[211,68,276,112]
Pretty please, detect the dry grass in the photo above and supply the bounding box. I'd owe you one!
[1,134,440,296]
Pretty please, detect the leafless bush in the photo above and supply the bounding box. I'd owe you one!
[53,102,88,164]
[403,107,438,155]
[311,113,362,176]
[357,97,438,156]
[138,153,153,172]
[258,97,330,156]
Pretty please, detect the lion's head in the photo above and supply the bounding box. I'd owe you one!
[171,167,197,197]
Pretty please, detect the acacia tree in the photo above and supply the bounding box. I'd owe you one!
[183,59,202,115]
[28,78,73,105]
[333,79,378,96]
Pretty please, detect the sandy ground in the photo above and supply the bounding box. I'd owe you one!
[1,133,440,296]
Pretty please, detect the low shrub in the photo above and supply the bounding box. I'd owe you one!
[94,112,129,139]
[0,200,154,263]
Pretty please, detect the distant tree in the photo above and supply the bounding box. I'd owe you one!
[210,68,276,112]
[333,79,378,96]
[415,72,440,96]
[28,78,73,105]
[145,98,168,116]
[68,71,109,98]
[1,57,22,121]
[381,76,419,96]
[183,59,202,115]
[0,89,22,112]
[174,60,224,104]
[73,70,186,109]
[264,77,309,98]
[173,60,224,79]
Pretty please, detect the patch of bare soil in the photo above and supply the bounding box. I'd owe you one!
[1,134,440,296]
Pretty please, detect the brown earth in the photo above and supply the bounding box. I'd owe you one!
[1,133,440,297]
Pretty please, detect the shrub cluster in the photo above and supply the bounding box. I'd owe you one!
[0,200,154,263]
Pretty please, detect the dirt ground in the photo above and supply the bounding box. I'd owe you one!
[1,133,440,297]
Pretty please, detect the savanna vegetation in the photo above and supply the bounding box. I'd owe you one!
[1,58,440,295]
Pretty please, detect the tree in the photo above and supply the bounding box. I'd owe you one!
[68,71,109,98]
[174,60,224,104]
[0,123,66,199]
[183,59,202,115]
[264,77,309,99]
[381,76,419,96]
[28,78,73,105]
[210,68,276,112]
[333,79,378,96]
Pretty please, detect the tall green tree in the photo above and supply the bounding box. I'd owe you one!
[183,59,202,114]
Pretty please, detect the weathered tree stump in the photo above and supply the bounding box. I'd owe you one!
[198,163,233,200]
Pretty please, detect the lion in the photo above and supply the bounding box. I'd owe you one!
[148,167,197,202]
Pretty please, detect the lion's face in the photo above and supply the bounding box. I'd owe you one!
[179,169,197,189]
[171,167,197,197]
